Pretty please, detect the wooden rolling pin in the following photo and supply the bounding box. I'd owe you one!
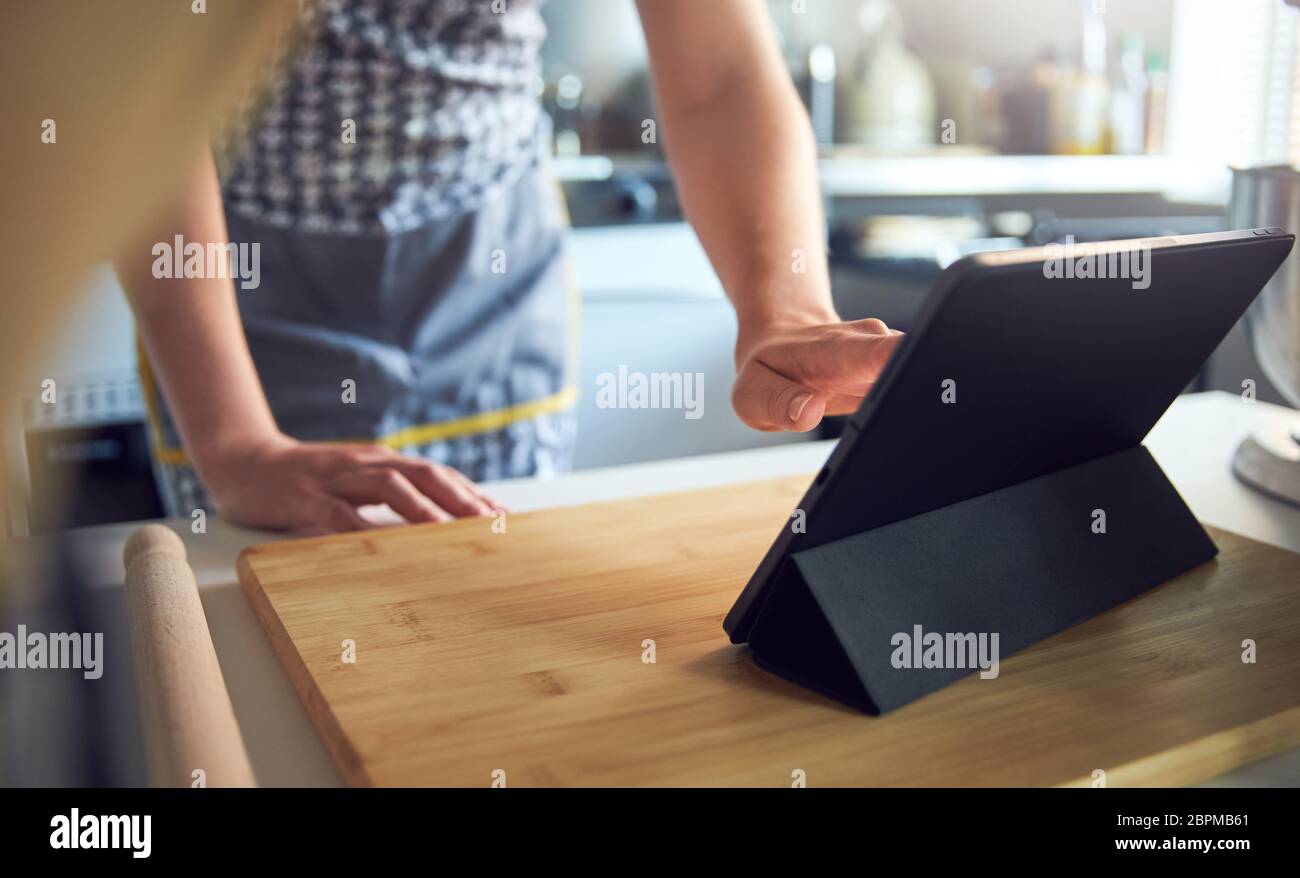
[123,524,255,787]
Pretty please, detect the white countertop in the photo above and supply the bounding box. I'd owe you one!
[46,391,1300,786]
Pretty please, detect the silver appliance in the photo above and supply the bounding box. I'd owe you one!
[1229,165,1300,505]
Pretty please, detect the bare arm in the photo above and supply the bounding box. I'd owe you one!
[635,0,834,329]
[635,0,901,431]
[116,154,281,471]
[116,153,495,533]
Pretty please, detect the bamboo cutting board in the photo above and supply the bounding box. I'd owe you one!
[237,475,1300,787]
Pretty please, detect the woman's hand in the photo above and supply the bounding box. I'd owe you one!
[732,316,904,433]
[199,434,500,535]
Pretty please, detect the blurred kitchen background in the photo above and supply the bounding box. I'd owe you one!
[9,0,1300,536]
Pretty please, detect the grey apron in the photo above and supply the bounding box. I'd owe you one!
[141,166,578,516]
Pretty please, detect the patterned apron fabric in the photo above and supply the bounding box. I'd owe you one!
[142,166,578,516]
[220,0,551,235]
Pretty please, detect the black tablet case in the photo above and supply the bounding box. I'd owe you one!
[746,444,1214,713]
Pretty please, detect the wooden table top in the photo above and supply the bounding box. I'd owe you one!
[237,474,1300,787]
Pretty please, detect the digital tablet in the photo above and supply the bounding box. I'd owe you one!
[725,228,1296,643]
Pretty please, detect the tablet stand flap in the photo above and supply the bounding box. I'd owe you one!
[744,444,1218,715]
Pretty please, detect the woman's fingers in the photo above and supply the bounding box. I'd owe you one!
[439,463,508,513]
[305,445,500,526]
[206,439,500,534]
[390,458,493,518]
[314,496,373,535]
[284,494,372,536]
[368,446,501,515]
[328,467,451,524]
[731,358,828,432]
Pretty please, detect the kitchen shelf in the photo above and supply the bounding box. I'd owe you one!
[553,153,1231,204]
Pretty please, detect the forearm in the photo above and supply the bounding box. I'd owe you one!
[638,0,837,346]
[662,80,835,333]
[115,154,282,476]
[636,1,901,433]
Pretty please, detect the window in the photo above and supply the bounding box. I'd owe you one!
[1167,0,1300,165]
